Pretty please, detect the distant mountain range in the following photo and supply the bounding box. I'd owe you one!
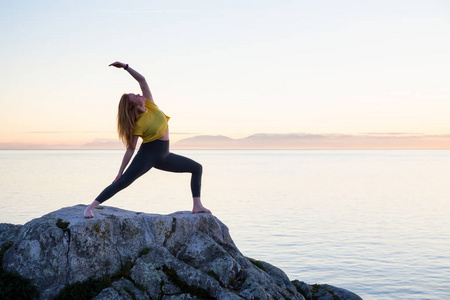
[2,133,450,149]
[172,133,450,149]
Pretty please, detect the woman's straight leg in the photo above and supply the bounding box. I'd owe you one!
[94,142,162,204]
[84,143,161,218]
[94,154,153,203]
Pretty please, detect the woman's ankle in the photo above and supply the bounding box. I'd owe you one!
[89,200,101,210]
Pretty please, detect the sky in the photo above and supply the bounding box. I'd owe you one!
[1,0,450,148]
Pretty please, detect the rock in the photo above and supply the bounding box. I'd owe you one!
[0,223,22,246]
[162,294,201,300]
[320,284,363,300]
[292,280,313,300]
[236,258,302,300]
[313,288,335,300]
[175,231,240,286]
[92,287,121,300]
[259,260,300,296]
[292,282,363,300]
[0,205,362,300]
[111,278,150,300]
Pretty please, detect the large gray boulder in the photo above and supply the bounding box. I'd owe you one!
[1,205,361,300]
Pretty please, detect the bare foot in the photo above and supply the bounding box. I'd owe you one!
[192,206,212,214]
[84,206,94,218]
[192,197,211,214]
[84,200,100,218]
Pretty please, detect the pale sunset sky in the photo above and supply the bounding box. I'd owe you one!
[1,0,450,148]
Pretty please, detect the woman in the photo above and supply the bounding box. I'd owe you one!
[84,61,211,218]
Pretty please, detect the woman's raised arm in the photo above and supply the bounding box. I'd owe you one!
[109,61,154,102]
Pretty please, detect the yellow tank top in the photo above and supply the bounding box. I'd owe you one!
[133,99,170,143]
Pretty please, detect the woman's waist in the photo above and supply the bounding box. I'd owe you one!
[138,138,170,154]
[140,125,169,143]
[158,126,169,141]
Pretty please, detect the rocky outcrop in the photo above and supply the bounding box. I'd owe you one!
[0,205,362,300]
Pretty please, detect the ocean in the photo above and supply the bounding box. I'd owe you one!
[1,149,449,299]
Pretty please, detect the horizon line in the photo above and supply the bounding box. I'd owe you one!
[2,147,450,151]
[2,132,450,150]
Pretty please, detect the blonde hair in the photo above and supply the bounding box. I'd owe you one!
[117,94,141,149]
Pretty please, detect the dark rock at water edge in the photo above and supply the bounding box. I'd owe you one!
[292,281,363,300]
[0,223,22,246]
[0,205,362,300]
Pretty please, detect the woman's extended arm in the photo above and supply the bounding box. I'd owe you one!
[109,61,154,103]
[113,135,139,183]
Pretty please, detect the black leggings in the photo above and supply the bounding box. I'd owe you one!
[95,139,202,203]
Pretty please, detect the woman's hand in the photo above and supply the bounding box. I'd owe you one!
[109,61,126,69]
[113,173,122,183]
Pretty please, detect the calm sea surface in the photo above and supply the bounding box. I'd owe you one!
[1,149,449,299]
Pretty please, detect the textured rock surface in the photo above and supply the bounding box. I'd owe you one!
[0,223,22,246]
[292,280,363,300]
[1,205,362,300]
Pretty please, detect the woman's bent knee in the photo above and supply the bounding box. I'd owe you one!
[194,162,203,174]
